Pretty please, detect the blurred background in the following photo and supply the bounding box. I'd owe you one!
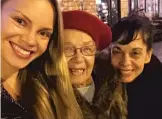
[59,0,162,62]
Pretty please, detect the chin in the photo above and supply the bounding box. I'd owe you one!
[14,64,29,70]
[121,78,136,83]
[71,78,86,86]
[71,78,85,84]
[9,59,32,70]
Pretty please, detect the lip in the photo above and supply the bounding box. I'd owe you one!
[69,68,85,76]
[119,69,133,77]
[119,68,133,71]
[10,41,34,59]
[11,41,35,52]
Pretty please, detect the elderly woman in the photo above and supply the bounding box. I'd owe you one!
[62,10,126,119]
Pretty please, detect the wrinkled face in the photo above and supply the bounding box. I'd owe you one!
[64,29,96,87]
[1,0,54,70]
[111,33,152,83]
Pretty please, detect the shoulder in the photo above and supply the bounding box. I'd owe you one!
[143,54,162,77]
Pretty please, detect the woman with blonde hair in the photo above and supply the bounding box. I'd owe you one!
[1,0,82,119]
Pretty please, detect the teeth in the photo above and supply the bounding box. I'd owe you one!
[71,69,84,75]
[71,69,83,72]
[12,43,30,55]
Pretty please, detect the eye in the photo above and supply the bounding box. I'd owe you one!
[39,31,52,38]
[82,46,96,55]
[64,47,74,51]
[83,47,91,51]
[14,17,26,26]
[131,51,141,58]
[133,52,139,55]
[112,48,121,54]
[83,46,94,52]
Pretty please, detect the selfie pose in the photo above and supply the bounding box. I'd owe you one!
[1,0,82,119]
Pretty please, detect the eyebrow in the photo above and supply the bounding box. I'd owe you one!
[132,48,143,51]
[134,38,143,41]
[39,28,53,32]
[83,41,95,45]
[112,46,121,50]
[113,46,143,51]
[64,42,73,45]
[64,41,95,45]
[12,9,53,31]
[12,9,32,23]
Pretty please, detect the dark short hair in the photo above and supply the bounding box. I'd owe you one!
[112,14,153,51]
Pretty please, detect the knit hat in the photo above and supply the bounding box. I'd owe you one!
[63,10,112,50]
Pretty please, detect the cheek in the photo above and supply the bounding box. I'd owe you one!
[66,58,74,68]
[65,57,72,68]
[86,57,95,70]
[2,17,23,40]
[66,57,71,63]
[2,13,8,31]
[38,40,49,54]
[111,57,119,67]
[1,12,14,38]
[2,17,13,38]
[133,61,145,73]
[131,60,145,79]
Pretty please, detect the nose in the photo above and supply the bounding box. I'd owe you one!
[120,54,131,66]
[22,29,37,47]
[72,49,84,63]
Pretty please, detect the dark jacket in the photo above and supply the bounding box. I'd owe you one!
[75,54,162,119]
[127,55,162,119]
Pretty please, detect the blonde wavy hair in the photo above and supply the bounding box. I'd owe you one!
[2,0,83,119]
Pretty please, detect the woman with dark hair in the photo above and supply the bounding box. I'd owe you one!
[93,14,162,119]
[111,14,153,83]
[1,0,82,119]
[109,14,162,119]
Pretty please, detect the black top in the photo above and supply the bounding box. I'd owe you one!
[92,54,162,119]
[1,85,34,119]
[127,55,162,119]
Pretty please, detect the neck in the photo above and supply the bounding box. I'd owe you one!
[1,58,21,100]
[1,58,19,82]
[77,79,95,103]
[74,77,93,88]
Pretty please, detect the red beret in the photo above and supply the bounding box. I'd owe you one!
[63,10,112,50]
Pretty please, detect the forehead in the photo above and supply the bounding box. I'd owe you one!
[2,0,54,29]
[64,29,94,46]
[113,33,147,51]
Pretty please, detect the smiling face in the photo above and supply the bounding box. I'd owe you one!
[111,32,152,83]
[64,29,96,87]
[1,0,54,71]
